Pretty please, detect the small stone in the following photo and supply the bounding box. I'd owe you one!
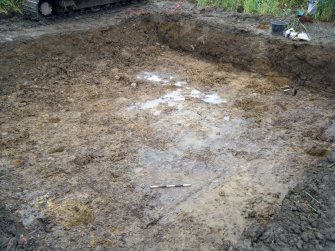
[292,225,301,234]
[259,230,270,241]
[315,232,324,240]
[272,192,280,199]
[6,237,17,251]
[309,220,317,228]
[300,223,308,232]
[247,211,256,218]
[11,159,24,168]
[73,154,93,166]
[327,153,335,163]
[315,244,324,251]
[49,117,61,123]
[0,236,11,247]
[301,232,310,242]
[218,190,225,197]
[297,240,303,250]
[305,146,329,157]
[279,234,288,243]
[120,50,131,60]
[115,75,120,80]
[48,146,65,154]
[131,82,137,88]
[290,205,298,212]
[327,233,335,241]
[244,224,264,242]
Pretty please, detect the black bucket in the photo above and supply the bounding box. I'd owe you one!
[271,20,287,35]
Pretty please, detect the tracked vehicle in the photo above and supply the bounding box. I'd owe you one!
[22,0,134,19]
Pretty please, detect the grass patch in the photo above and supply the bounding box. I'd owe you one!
[315,0,335,21]
[0,0,22,14]
[197,0,334,22]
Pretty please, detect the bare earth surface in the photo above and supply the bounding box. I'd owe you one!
[0,1,335,250]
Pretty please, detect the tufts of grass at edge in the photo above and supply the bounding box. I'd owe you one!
[0,0,22,14]
[196,0,334,22]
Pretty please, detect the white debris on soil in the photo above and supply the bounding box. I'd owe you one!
[174,81,187,87]
[129,90,225,112]
[130,72,226,114]
[189,89,202,98]
[284,28,311,41]
[202,93,226,104]
[146,73,164,82]
[137,71,172,84]
[189,89,226,104]
[140,98,164,109]
[128,89,185,113]
[20,205,45,227]
[137,71,187,87]
[164,89,185,104]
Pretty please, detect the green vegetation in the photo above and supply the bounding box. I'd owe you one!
[315,0,335,21]
[197,0,335,22]
[0,0,22,14]
[244,0,280,15]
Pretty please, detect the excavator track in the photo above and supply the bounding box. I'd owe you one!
[22,0,143,20]
[22,0,40,20]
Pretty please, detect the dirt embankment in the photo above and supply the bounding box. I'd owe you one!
[140,13,335,91]
[1,2,334,92]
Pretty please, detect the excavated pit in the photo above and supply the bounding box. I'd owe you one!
[0,13,335,250]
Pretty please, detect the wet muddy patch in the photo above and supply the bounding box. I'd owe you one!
[0,13,334,250]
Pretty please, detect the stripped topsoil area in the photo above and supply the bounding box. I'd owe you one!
[0,6,335,251]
